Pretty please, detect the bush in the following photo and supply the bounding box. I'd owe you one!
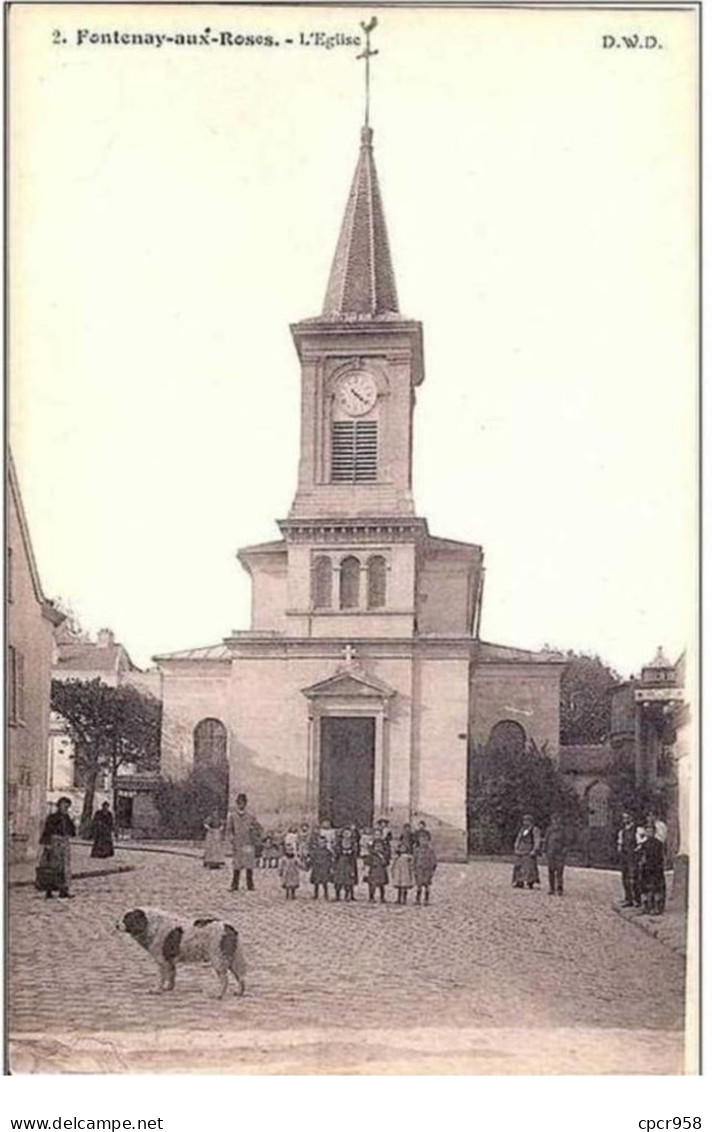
[152,767,227,839]
[468,740,582,854]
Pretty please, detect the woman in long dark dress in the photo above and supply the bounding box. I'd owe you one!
[512,813,541,889]
[38,797,77,898]
[90,801,115,858]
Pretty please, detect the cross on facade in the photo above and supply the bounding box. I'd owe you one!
[342,643,358,664]
[356,17,378,128]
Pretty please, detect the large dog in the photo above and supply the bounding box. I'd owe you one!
[117,907,246,998]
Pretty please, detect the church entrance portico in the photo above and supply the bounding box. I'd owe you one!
[319,716,375,827]
[302,661,396,824]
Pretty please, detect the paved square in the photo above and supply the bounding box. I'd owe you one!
[9,850,687,1073]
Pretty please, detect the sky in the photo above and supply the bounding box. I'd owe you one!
[9,4,698,677]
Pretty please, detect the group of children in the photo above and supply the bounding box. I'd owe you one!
[266,818,438,905]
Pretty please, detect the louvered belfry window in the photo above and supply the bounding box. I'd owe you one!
[331,420,377,482]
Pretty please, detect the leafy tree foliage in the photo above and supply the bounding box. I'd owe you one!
[468,736,582,854]
[559,651,622,744]
[50,678,161,833]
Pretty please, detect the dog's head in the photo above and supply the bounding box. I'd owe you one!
[117,908,150,949]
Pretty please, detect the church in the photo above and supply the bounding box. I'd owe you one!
[156,110,565,858]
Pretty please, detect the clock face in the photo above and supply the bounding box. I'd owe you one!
[336,371,378,416]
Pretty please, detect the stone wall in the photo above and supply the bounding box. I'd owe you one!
[470,662,561,758]
[7,470,58,862]
[159,661,232,779]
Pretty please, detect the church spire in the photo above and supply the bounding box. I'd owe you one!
[322,20,399,319]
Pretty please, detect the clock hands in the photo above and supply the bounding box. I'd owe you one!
[337,374,376,415]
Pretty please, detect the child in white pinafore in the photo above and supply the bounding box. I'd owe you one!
[278,846,300,900]
[391,843,415,905]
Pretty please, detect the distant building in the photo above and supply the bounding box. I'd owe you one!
[559,743,617,865]
[560,648,689,869]
[53,625,139,688]
[610,648,686,811]
[7,454,64,863]
[50,628,161,836]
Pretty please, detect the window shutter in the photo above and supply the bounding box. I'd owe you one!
[16,651,25,722]
[311,556,333,609]
[331,421,377,482]
[367,555,387,608]
[339,556,361,609]
[8,645,16,722]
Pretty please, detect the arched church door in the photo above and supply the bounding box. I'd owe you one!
[193,718,229,814]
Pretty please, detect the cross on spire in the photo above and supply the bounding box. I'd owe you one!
[322,16,399,318]
[357,17,378,129]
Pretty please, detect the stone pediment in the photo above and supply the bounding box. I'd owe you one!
[302,667,396,700]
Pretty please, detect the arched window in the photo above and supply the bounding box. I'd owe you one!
[485,720,527,759]
[193,718,229,811]
[311,555,333,609]
[339,556,360,610]
[367,555,387,609]
[194,718,227,770]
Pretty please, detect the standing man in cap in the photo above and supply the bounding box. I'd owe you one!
[226,793,261,892]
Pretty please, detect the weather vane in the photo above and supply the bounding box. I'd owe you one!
[357,17,378,129]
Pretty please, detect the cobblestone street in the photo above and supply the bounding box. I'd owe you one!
[9,851,688,1074]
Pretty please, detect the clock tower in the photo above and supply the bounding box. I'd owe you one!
[288,125,423,524]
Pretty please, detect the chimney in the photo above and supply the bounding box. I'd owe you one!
[97,629,114,649]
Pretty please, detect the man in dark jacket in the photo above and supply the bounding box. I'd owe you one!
[638,823,666,915]
[542,814,567,896]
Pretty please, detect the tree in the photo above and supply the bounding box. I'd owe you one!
[50,678,161,834]
[468,737,582,854]
[559,651,622,744]
[152,767,227,840]
[49,596,89,643]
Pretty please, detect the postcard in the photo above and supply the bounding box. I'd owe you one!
[7,3,698,1077]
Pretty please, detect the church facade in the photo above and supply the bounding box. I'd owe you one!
[156,124,564,858]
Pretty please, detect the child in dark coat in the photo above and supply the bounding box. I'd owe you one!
[413,830,437,904]
[333,830,358,901]
[309,834,333,900]
[364,833,389,903]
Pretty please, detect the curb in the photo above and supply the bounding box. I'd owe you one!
[612,903,686,958]
[110,843,201,859]
[10,864,135,890]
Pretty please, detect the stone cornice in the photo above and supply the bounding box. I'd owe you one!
[278,516,429,543]
[223,635,478,661]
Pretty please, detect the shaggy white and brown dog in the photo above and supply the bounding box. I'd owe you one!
[117,907,246,998]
